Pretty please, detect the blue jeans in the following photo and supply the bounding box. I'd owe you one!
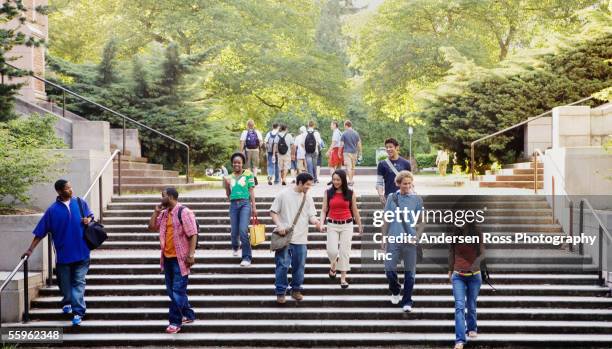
[230,199,252,262]
[452,272,482,344]
[384,243,417,307]
[56,259,89,316]
[305,153,318,181]
[274,244,307,295]
[267,151,280,183]
[164,257,195,327]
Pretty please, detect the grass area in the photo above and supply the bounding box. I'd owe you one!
[0,206,41,215]
[193,175,223,182]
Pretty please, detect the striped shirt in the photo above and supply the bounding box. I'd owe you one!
[155,204,198,276]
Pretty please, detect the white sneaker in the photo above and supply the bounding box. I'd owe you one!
[232,250,240,257]
[240,260,251,267]
[402,304,412,312]
[390,294,401,305]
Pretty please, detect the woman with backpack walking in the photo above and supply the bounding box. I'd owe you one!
[240,119,263,185]
[320,169,363,288]
[224,152,258,267]
[448,221,485,349]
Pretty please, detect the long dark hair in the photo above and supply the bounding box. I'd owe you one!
[328,169,351,201]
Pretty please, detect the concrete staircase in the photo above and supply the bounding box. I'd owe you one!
[8,195,612,347]
[479,162,544,189]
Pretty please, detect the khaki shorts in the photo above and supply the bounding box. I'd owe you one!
[246,149,260,169]
[344,152,357,172]
[297,159,307,173]
[278,154,292,171]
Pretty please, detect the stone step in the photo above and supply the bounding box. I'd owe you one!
[492,175,539,181]
[9,319,612,335]
[503,162,544,169]
[114,155,149,163]
[479,181,544,189]
[31,295,612,310]
[27,306,612,322]
[112,161,163,171]
[113,169,179,177]
[113,183,217,194]
[113,176,188,185]
[70,273,601,286]
[514,168,544,175]
[102,208,555,218]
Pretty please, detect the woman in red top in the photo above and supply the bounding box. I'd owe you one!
[321,169,363,288]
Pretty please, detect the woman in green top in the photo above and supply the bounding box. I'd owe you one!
[224,152,257,267]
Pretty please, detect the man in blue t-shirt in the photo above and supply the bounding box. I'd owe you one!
[23,179,94,326]
[376,138,412,205]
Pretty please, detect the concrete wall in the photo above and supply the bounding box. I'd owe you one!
[0,272,43,323]
[73,121,111,153]
[110,128,142,158]
[14,97,73,147]
[525,116,552,156]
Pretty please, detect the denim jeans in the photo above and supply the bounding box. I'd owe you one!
[267,151,280,183]
[274,244,307,295]
[164,257,195,327]
[452,272,482,344]
[56,258,89,316]
[384,243,417,307]
[305,153,318,181]
[230,199,252,262]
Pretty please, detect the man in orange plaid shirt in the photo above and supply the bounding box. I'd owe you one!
[148,187,198,334]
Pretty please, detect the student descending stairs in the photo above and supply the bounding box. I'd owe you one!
[7,195,612,347]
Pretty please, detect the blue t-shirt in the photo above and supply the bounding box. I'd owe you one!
[340,129,361,154]
[384,191,423,238]
[32,197,94,264]
[377,157,412,196]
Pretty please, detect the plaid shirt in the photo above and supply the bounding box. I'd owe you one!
[156,204,198,276]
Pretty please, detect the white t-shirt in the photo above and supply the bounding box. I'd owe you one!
[331,128,342,147]
[62,199,71,213]
[274,131,294,156]
[240,129,263,145]
[294,133,306,159]
[270,188,317,245]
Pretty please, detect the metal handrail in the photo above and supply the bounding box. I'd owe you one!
[470,96,594,180]
[581,199,612,242]
[579,198,612,286]
[0,255,30,330]
[1,63,191,187]
[83,150,121,200]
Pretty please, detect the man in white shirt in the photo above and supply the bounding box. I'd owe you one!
[239,119,263,185]
[264,123,280,185]
[273,124,295,186]
[270,173,322,304]
[293,126,307,175]
[303,120,323,184]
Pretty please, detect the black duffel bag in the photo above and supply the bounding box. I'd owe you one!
[77,197,108,250]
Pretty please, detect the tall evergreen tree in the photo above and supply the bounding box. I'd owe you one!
[97,39,118,86]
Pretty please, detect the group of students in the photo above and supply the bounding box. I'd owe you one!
[24,137,483,349]
[239,118,363,187]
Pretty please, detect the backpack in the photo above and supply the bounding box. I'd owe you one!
[245,130,260,149]
[277,134,289,155]
[177,206,201,248]
[304,130,317,154]
[265,132,277,153]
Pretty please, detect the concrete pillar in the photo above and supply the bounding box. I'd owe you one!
[552,106,591,148]
[73,121,111,153]
[525,116,552,155]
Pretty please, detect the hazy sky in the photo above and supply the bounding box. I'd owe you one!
[353,0,385,10]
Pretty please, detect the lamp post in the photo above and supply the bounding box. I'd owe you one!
[408,126,413,161]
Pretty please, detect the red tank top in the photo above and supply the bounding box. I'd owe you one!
[328,192,352,220]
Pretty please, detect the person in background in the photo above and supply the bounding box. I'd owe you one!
[376,138,411,206]
[270,173,322,304]
[304,120,323,184]
[326,120,343,185]
[320,169,363,288]
[23,179,94,326]
[436,148,450,176]
[273,124,294,186]
[240,119,263,185]
[449,222,485,349]
[223,152,257,267]
[317,139,325,181]
[381,171,424,313]
[340,120,362,186]
[264,123,280,185]
[293,126,308,177]
[148,187,198,334]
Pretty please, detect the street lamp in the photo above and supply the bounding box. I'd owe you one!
[408,126,413,160]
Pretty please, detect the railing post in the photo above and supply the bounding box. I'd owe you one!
[98,178,104,225]
[598,226,604,286]
[22,258,29,323]
[568,201,574,252]
[46,236,53,286]
[533,151,537,194]
[186,146,190,184]
[118,151,122,196]
[579,200,584,256]
[470,143,475,181]
[551,176,555,224]
[122,117,126,158]
[62,90,66,118]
